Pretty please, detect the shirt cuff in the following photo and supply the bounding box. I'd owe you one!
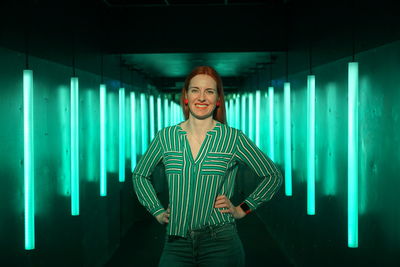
[243,198,257,211]
[151,207,166,217]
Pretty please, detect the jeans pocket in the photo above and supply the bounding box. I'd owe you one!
[213,225,236,242]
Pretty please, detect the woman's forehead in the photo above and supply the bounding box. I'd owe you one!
[189,74,217,88]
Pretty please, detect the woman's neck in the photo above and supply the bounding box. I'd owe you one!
[184,116,216,136]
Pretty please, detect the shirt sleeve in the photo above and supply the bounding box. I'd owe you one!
[132,130,165,217]
[235,130,283,211]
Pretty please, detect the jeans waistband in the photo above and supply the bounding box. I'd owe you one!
[189,222,236,233]
[167,222,236,242]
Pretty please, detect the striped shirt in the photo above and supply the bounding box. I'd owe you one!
[132,121,282,238]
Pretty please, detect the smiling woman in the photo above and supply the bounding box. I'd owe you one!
[132,66,283,267]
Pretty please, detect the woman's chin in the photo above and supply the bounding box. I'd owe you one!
[189,110,214,120]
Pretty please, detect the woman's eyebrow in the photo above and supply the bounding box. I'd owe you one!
[189,86,216,90]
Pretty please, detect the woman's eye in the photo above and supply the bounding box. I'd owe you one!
[206,90,215,95]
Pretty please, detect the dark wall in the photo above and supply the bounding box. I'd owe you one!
[0,45,149,266]
[243,40,400,266]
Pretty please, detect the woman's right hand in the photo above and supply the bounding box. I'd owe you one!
[155,204,170,225]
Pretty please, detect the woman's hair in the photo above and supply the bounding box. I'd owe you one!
[180,66,227,124]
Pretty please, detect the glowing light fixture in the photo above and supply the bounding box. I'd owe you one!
[23,69,35,250]
[268,86,275,161]
[157,95,162,131]
[235,95,240,129]
[241,94,246,132]
[255,90,260,146]
[307,75,316,215]
[348,62,359,248]
[130,92,137,171]
[164,98,169,127]
[100,84,107,195]
[284,82,292,196]
[70,77,80,214]
[149,95,155,140]
[119,87,125,182]
[140,93,148,154]
[249,93,254,141]
[229,98,234,127]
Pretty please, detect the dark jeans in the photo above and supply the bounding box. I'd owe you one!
[158,222,245,267]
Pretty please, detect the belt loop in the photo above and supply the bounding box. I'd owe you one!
[210,225,216,239]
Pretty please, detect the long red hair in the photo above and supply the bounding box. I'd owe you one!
[180,66,227,124]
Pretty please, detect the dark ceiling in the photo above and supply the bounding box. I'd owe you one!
[1,0,399,91]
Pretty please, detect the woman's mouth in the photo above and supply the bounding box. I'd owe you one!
[195,103,209,109]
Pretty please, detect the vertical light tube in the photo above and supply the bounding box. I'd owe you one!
[235,95,240,129]
[140,93,148,154]
[348,62,359,248]
[171,102,176,125]
[307,75,316,215]
[130,92,136,172]
[149,95,155,140]
[284,82,292,196]
[225,101,229,125]
[164,98,169,127]
[249,93,254,141]
[255,90,261,146]
[119,87,126,182]
[100,84,107,196]
[71,77,79,214]
[23,70,35,250]
[268,86,275,161]
[157,95,162,131]
[241,94,246,132]
[229,98,234,127]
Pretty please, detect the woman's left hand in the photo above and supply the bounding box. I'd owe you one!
[214,195,247,220]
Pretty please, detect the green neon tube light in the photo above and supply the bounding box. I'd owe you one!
[268,87,275,161]
[241,94,246,132]
[284,82,292,196]
[119,87,126,182]
[307,75,316,215]
[164,98,169,127]
[235,95,240,129]
[140,93,148,154]
[157,95,162,131]
[171,102,175,125]
[71,77,79,215]
[249,93,254,141]
[255,90,261,146]
[23,70,35,250]
[100,84,107,195]
[229,98,234,127]
[130,92,137,171]
[225,101,229,125]
[348,62,359,248]
[149,95,155,140]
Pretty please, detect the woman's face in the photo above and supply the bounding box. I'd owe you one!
[186,74,219,120]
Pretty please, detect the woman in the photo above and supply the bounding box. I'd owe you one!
[132,66,282,266]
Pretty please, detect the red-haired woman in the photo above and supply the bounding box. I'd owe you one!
[133,66,282,266]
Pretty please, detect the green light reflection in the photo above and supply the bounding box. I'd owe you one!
[56,85,70,197]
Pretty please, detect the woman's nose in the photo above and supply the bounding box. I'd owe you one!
[198,92,206,100]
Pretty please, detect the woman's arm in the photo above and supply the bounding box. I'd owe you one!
[234,130,283,213]
[132,131,166,218]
